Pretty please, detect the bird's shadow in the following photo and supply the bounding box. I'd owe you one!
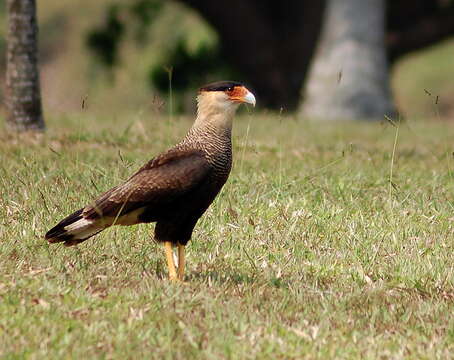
[151,258,290,289]
[186,268,290,289]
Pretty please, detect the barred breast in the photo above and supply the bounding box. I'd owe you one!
[179,124,232,186]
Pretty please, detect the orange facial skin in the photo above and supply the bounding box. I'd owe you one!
[227,86,249,103]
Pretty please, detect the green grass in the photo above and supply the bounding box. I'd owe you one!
[1,113,453,359]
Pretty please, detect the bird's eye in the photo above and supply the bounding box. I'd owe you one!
[227,86,234,92]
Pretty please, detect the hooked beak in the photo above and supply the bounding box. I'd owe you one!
[229,87,256,107]
[242,90,256,107]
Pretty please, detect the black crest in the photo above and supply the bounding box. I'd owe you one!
[199,81,243,92]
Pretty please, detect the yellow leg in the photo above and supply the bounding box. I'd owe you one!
[177,244,185,281]
[164,241,177,281]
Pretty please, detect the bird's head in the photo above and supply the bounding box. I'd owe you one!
[197,81,256,115]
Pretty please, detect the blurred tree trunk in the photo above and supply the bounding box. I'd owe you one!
[180,0,326,110]
[5,0,45,132]
[301,0,395,121]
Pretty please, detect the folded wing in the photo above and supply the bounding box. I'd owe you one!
[83,149,211,221]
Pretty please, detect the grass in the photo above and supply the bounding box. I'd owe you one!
[0,112,453,359]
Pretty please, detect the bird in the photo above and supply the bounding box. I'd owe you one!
[45,81,256,281]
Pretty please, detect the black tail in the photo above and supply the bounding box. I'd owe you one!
[45,206,107,246]
[45,208,84,242]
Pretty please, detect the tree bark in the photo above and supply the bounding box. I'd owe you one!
[301,0,395,121]
[5,0,45,132]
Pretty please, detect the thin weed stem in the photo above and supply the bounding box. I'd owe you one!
[388,118,400,207]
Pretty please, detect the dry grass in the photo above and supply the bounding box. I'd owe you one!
[0,113,453,359]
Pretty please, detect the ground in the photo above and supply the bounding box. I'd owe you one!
[0,113,453,358]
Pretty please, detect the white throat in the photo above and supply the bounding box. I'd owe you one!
[192,93,239,133]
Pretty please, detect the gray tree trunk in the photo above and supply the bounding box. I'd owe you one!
[300,0,396,121]
[5,0,45,131]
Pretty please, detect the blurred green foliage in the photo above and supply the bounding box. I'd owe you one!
[86,4,125,67]
[130,0,163,44]
[149,41,236,111]
[84,0,238,112]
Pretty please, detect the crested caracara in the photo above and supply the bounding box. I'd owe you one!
[45,81,256,281]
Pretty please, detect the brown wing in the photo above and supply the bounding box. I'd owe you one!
[83,149,211,220]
